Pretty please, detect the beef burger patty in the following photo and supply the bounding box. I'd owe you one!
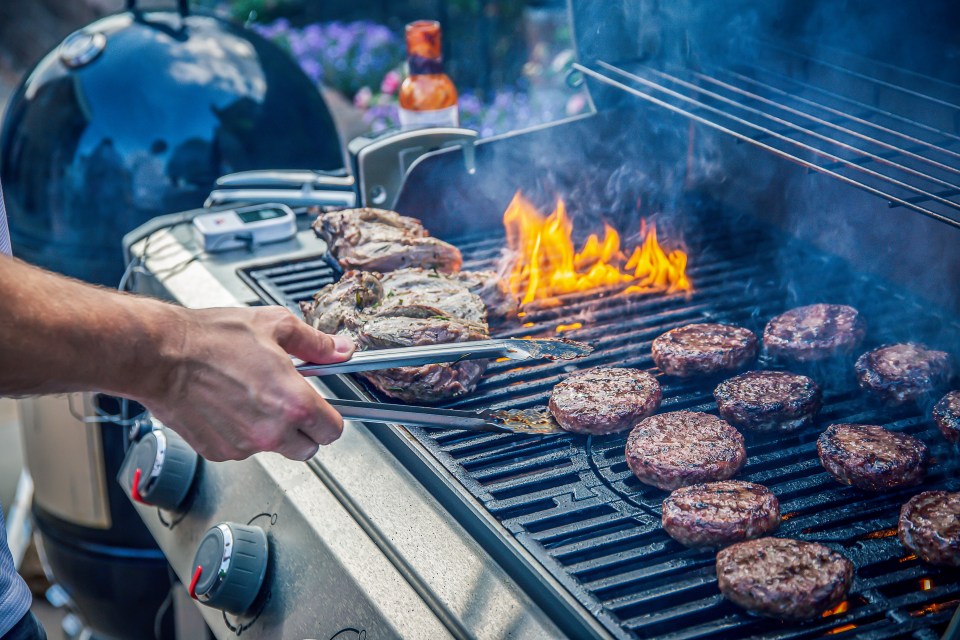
[817,424,929,492]
[662,480,780,548]
[898,491,960,567]
[549,368,662,435]
[714,370,821,432]
[855,343,953,405]
[716,537,854,620]
[625,412,746,490]
[763,304,865,362]
[651,323,758,377]
[933,390,960,444]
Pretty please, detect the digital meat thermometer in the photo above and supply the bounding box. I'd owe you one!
[192,203,297,252]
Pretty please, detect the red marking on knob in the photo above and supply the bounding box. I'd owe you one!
[131,468,144,503]
[188,565,203,600]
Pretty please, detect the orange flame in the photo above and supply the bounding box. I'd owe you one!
[503,192,691,304]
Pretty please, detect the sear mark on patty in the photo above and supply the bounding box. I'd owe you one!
[652,323,758,377]
[716,537,854,620]
[625,411,746,491]
[714,370,821,432]
[549,367,662,435]
[763,304,865,362]
[817,423,929,492]
[898,490,960,567]
[933,390,960,444]
[855,342,953,406]
[662,480,780,548]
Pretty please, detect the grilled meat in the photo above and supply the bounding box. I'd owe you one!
[855,343,953,405]
[356,315,488,403]
[450,270,519,320]
[315,207,462,273]
[374,268,489,325]
[817,423,929,492]
[933,390,960,444]
[651,323,758,377]
[898,491,960,567]
[300,270,383,335]
[548,367,662,435]
[662,480,780,548]
[625,411,746,490]
[714,370,821,432]
[763,304,865,362]
[716,537,854,620]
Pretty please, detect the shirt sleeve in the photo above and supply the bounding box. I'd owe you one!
[0,180,11,256]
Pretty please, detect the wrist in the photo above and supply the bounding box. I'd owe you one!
[111,297,191,405]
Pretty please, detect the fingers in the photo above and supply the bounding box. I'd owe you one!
[274,430,321,462]
[271,310,355,364]
[295,396,345,447]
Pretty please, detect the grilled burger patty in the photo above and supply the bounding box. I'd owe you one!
[716,537,854,620]
[817,424,929,492]
[625,411,746,490]
[714,370,822,432]
[662,480,780,548]
[898,491,960,567]
[933,390,960,444]
[855,343,953,405]
[549,367,662,435]
[763,304,865,362]
[651,323,758,377]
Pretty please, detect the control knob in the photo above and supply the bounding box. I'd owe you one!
[189,523,269,615]
[118,427,199,510]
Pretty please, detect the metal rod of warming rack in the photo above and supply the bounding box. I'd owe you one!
[734,63,960,150]
[670,64,960,177]
[708,66,960,164]
[574,62,960,230]
[595,61,960,213]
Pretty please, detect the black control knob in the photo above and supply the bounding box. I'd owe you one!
[189,523,268,615]
[118,427,199,510]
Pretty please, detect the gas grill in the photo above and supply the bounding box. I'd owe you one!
[124,2,960,638]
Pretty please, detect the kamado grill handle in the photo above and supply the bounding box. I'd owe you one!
[127,0,190,16]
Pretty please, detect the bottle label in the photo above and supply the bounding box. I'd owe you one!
[398,105,459,128]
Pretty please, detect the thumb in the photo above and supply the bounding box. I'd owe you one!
[277,322,355,364]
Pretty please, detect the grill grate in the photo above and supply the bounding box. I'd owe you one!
[241,220,960,639]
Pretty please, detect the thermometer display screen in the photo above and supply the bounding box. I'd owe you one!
[237,208,286,224]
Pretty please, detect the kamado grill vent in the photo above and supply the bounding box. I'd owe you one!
[241,209,960,640]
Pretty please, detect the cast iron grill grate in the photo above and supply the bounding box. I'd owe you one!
[241,221,960,640]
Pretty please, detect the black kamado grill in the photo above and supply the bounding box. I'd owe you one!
[127,1,960,638]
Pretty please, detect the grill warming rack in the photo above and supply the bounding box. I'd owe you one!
[574,41,960,230]
[241,216,960,640]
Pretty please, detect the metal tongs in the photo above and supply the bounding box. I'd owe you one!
[295,338,593,435]
[294,338,592,376]
[327,399,566,435]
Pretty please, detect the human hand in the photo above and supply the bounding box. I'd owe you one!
[139,306,355,462]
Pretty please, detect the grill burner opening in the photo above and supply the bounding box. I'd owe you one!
[241,208,960,640]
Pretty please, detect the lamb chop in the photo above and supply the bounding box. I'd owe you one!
[374,268,489,325]
[356,315,489,403]
[300,268,494,403]
[314,208,462,274]
[300,270,382,335]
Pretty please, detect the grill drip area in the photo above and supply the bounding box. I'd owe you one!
[241,218,960,640]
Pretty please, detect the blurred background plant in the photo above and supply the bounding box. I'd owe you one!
[221,0,590,137]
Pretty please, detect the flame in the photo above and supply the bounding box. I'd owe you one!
[822,601,849,617]
[556,322,583,333]
[502,192,691,304]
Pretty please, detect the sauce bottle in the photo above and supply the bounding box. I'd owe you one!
[398,20,459,128]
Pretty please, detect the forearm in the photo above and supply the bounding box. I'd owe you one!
[0,254,182,400]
